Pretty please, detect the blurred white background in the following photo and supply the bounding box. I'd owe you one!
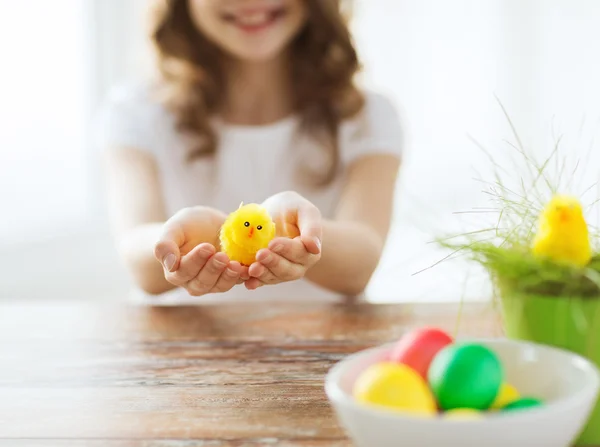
[1,0,600,301]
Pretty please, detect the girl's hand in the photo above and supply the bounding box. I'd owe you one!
[245,191,322,289]
[154,206,249,296]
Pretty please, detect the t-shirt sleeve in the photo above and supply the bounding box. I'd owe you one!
[93,84,161,155]
[339,91,404,166]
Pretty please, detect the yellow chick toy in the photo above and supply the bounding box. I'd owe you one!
[531,195,592,268]
[219,202,277,266]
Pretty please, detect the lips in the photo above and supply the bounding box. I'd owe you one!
[222,5,287,33]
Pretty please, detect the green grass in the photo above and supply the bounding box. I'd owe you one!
[441,241,600,298]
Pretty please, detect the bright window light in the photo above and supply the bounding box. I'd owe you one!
[0,0,90,244]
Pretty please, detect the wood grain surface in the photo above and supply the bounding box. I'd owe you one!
[0,301,501,446]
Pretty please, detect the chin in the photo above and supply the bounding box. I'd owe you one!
[228,42,289,62]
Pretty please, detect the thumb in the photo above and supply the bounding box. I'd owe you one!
[297,202,322,255]
[154,224,184,272]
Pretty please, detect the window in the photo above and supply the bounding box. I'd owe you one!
[0,0,92,244]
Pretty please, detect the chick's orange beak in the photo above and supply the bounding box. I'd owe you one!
[559,209,570,222]
[248,227,254,238]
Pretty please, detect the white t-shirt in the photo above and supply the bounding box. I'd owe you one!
[97,82,403,304]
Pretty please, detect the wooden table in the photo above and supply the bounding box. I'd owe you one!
[0,301,501,446]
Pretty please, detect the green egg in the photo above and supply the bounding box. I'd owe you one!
[502,397,543,412]
[427,343,503,411]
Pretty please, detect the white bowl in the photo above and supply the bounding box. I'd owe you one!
[325,338,600,447]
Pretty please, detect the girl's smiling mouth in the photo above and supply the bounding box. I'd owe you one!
[221,6,287,33]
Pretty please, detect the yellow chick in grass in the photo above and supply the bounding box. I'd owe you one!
[532,195,592,268]
[219,202,276,266]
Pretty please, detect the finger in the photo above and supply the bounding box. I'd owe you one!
[251,268,277,284]
[165,243,214,286]
[268,237,311,265]
[276,214,300,238]
[251,252,280,284]
[248,261,267,278]
[238,265,251,281]
[297,202,322,255]
[255,249,304,283]
[285,222,301,238]
[187,251,229,295]
[212,261,241,293]
[244,277,264,290]
[154,223,185,272]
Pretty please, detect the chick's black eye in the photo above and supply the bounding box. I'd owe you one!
[244,222,250,227]
[257,225,263,230]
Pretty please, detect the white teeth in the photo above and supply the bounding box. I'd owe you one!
[236,12,270,26]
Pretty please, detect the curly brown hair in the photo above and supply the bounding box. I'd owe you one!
[150,0,364,185]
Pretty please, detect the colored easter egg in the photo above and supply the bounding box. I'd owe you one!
[388,327,453,379]
[428,343,503,411]
[491,382,520,410]
[502,397,543,412]
[353,362,437,416]
[443,408,483,420]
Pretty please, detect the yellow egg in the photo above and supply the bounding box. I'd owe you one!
[353,362,437,416]
[443,408,483,420]
[491,383,520,410]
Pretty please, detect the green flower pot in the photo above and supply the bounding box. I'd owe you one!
[500,291,600,446]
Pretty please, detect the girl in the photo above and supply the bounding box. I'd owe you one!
[99,0,402,303]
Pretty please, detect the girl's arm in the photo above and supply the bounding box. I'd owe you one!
[104,148,240,296]
[247,153,400,296]
[104,147,173,294]
[306,154,400,295]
